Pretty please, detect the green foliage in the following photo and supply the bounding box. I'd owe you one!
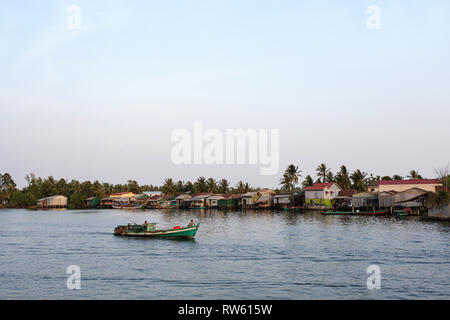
[0,173,17,206]
[407,170,423,179]
[301,175,314,188]
[335,166,351,189]
[8,190,36,208]
[68,192,85,209]
[279,164,301,191]
[315,163,329,184]
[350,169,368,192]
[206,178,218,193]
[428,190,449,207]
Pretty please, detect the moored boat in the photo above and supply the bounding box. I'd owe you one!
[114,222,200,238]
[395,208,410,217]
[355,209,390,215]
[283,206,301,211]
[111,203,142,209]
[321,211,354,215]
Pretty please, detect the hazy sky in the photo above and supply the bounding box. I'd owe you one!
[1,0,449,189]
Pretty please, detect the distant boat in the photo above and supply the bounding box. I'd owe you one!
[321,211,354,215]
[355,209,390,215]
[111,203,142,209]
[395,208,411,217]
[283,206,301,211]
[322,209,390,215]
[114,222,199,238]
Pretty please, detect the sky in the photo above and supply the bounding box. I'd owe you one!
[0,0,449,189]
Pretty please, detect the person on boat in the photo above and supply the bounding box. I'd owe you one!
[143,220,148,227]
[188,219,195,227]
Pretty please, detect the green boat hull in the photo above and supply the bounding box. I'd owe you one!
[116,223,200,238]
[322,209,390,215]
[395,210,409,216]
[322,211,354,215]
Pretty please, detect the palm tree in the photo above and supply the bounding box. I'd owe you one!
[162,178,177,195]
[206,178,218,193]
[194,176,207,193]
[219,179,230,193]
[350,169,368,192]
[235,181,251,193]
[407,170,423,179]
[316,163,330,183]
[325,171,335,183]
[335,165,351,189]
[285,164,301,189]
[367,174,380,184]
[175,180,185,193]
[279,173,292,191]
[184,181,194,193]
[301,175,314,188]
[127,180,140,194]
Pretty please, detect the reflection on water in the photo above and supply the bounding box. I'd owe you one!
[0,208,449,299]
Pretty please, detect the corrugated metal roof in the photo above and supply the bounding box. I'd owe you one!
[304,183,335,191]
[369,179,441,186]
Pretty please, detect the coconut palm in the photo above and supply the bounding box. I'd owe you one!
[235,181,251,193]
[316,163,330,183]
[219,179,230,193]
[279,173,292,191]
[407,170,423,179]
[194,176,207,193]
[206,178,218,193]
[235,181,245,193]
[162,178,177,195]
[175,180,185,193]
[325,172,335,183]
[301,175,314,188]
[285,164,301,189]
[335,165,351,189]
[350,169,368,192]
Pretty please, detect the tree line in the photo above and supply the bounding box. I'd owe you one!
[1,164,448,209]
[0,173,159,209]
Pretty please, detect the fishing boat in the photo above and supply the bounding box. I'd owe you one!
[321,211,354,215]
[395,208,411,217]
[114,222,200,238]
[283,206,301,211]
[355,209,390,215]
[111,203,142,209]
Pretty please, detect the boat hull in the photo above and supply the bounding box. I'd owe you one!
[112,205,142,209]
[322,209,390,215]
[115,224,199,238]
[322,211,354,215]
[356,210,390,215]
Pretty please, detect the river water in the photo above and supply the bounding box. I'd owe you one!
[0,208,449,299]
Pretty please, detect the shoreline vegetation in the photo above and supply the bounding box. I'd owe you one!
[1,164,449,211]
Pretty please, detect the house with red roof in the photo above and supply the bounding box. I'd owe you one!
[367,179,441,193]
[304,182,341,208]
